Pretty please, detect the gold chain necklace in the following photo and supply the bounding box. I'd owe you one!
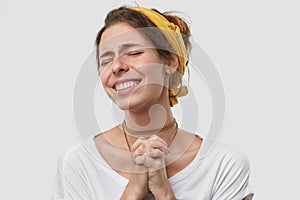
[122,120,179,152]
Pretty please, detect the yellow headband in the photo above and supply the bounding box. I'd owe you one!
[130,6,189,106]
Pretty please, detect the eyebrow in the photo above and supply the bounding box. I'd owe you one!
[99,43,144,59]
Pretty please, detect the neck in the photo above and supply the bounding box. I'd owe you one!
[124,103,175,138]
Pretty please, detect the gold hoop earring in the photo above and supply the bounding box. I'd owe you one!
[169,72,182,97]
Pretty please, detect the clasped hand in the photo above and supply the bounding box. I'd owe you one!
[124,135,175,199]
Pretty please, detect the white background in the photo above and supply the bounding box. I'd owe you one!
[1,0,299,199]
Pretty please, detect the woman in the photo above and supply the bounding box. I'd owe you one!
[53,6,254,200]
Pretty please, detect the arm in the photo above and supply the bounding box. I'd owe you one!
[120,171,148,200]
[119,151,149,200]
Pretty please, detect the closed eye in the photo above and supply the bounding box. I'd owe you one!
[100,58,113,67]
[126,51,144,56]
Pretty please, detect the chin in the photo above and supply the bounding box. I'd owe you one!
[112,85,165,111]
[114,96,154,112]
[115,101,130,111]
[114,98,142,111]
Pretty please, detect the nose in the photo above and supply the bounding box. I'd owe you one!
[111,57,129,76]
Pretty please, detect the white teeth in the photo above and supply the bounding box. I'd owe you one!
[115,81,138,91]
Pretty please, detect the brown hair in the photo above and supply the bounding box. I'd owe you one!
[95,6,191,69]
[95,6,192,106]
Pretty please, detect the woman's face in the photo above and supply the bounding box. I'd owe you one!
[98,23,171,111]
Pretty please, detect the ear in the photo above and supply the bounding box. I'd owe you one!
[166,54,179,75]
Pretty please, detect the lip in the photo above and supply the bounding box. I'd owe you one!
[112,78,142,96]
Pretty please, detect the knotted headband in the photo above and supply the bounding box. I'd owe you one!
[130,6,189,106]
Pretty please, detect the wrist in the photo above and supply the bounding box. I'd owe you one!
[120,180,148,200]
[120,188,147,200]
[151,186,175,200]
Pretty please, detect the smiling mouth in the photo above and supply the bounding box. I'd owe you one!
[113,79,142,93]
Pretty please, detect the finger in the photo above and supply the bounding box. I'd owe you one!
[148,149,164,159]
[143,155,165,171]
[133,144,147,155]
[149,135,167,145]
[148,140,168,152]
[131,138,147,152]
[134,155,145,165]
[148,135,169,153]
[133,139,166,153]
[130,159,148,173]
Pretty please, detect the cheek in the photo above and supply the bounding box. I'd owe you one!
[99,68,110,85]
[100,73,114,98]
[140,64,165,84]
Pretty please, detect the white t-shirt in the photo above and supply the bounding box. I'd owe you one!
[52,134,254,200]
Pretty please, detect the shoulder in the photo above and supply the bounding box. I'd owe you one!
[53,137,100,200]
[207,143,252,184]
[59,142,87,162]
[53,141,90,199]
[57,137,97,172]
[206,143,254,199]
[208,142,251,171]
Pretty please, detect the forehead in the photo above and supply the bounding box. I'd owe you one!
[99,23,154,52]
